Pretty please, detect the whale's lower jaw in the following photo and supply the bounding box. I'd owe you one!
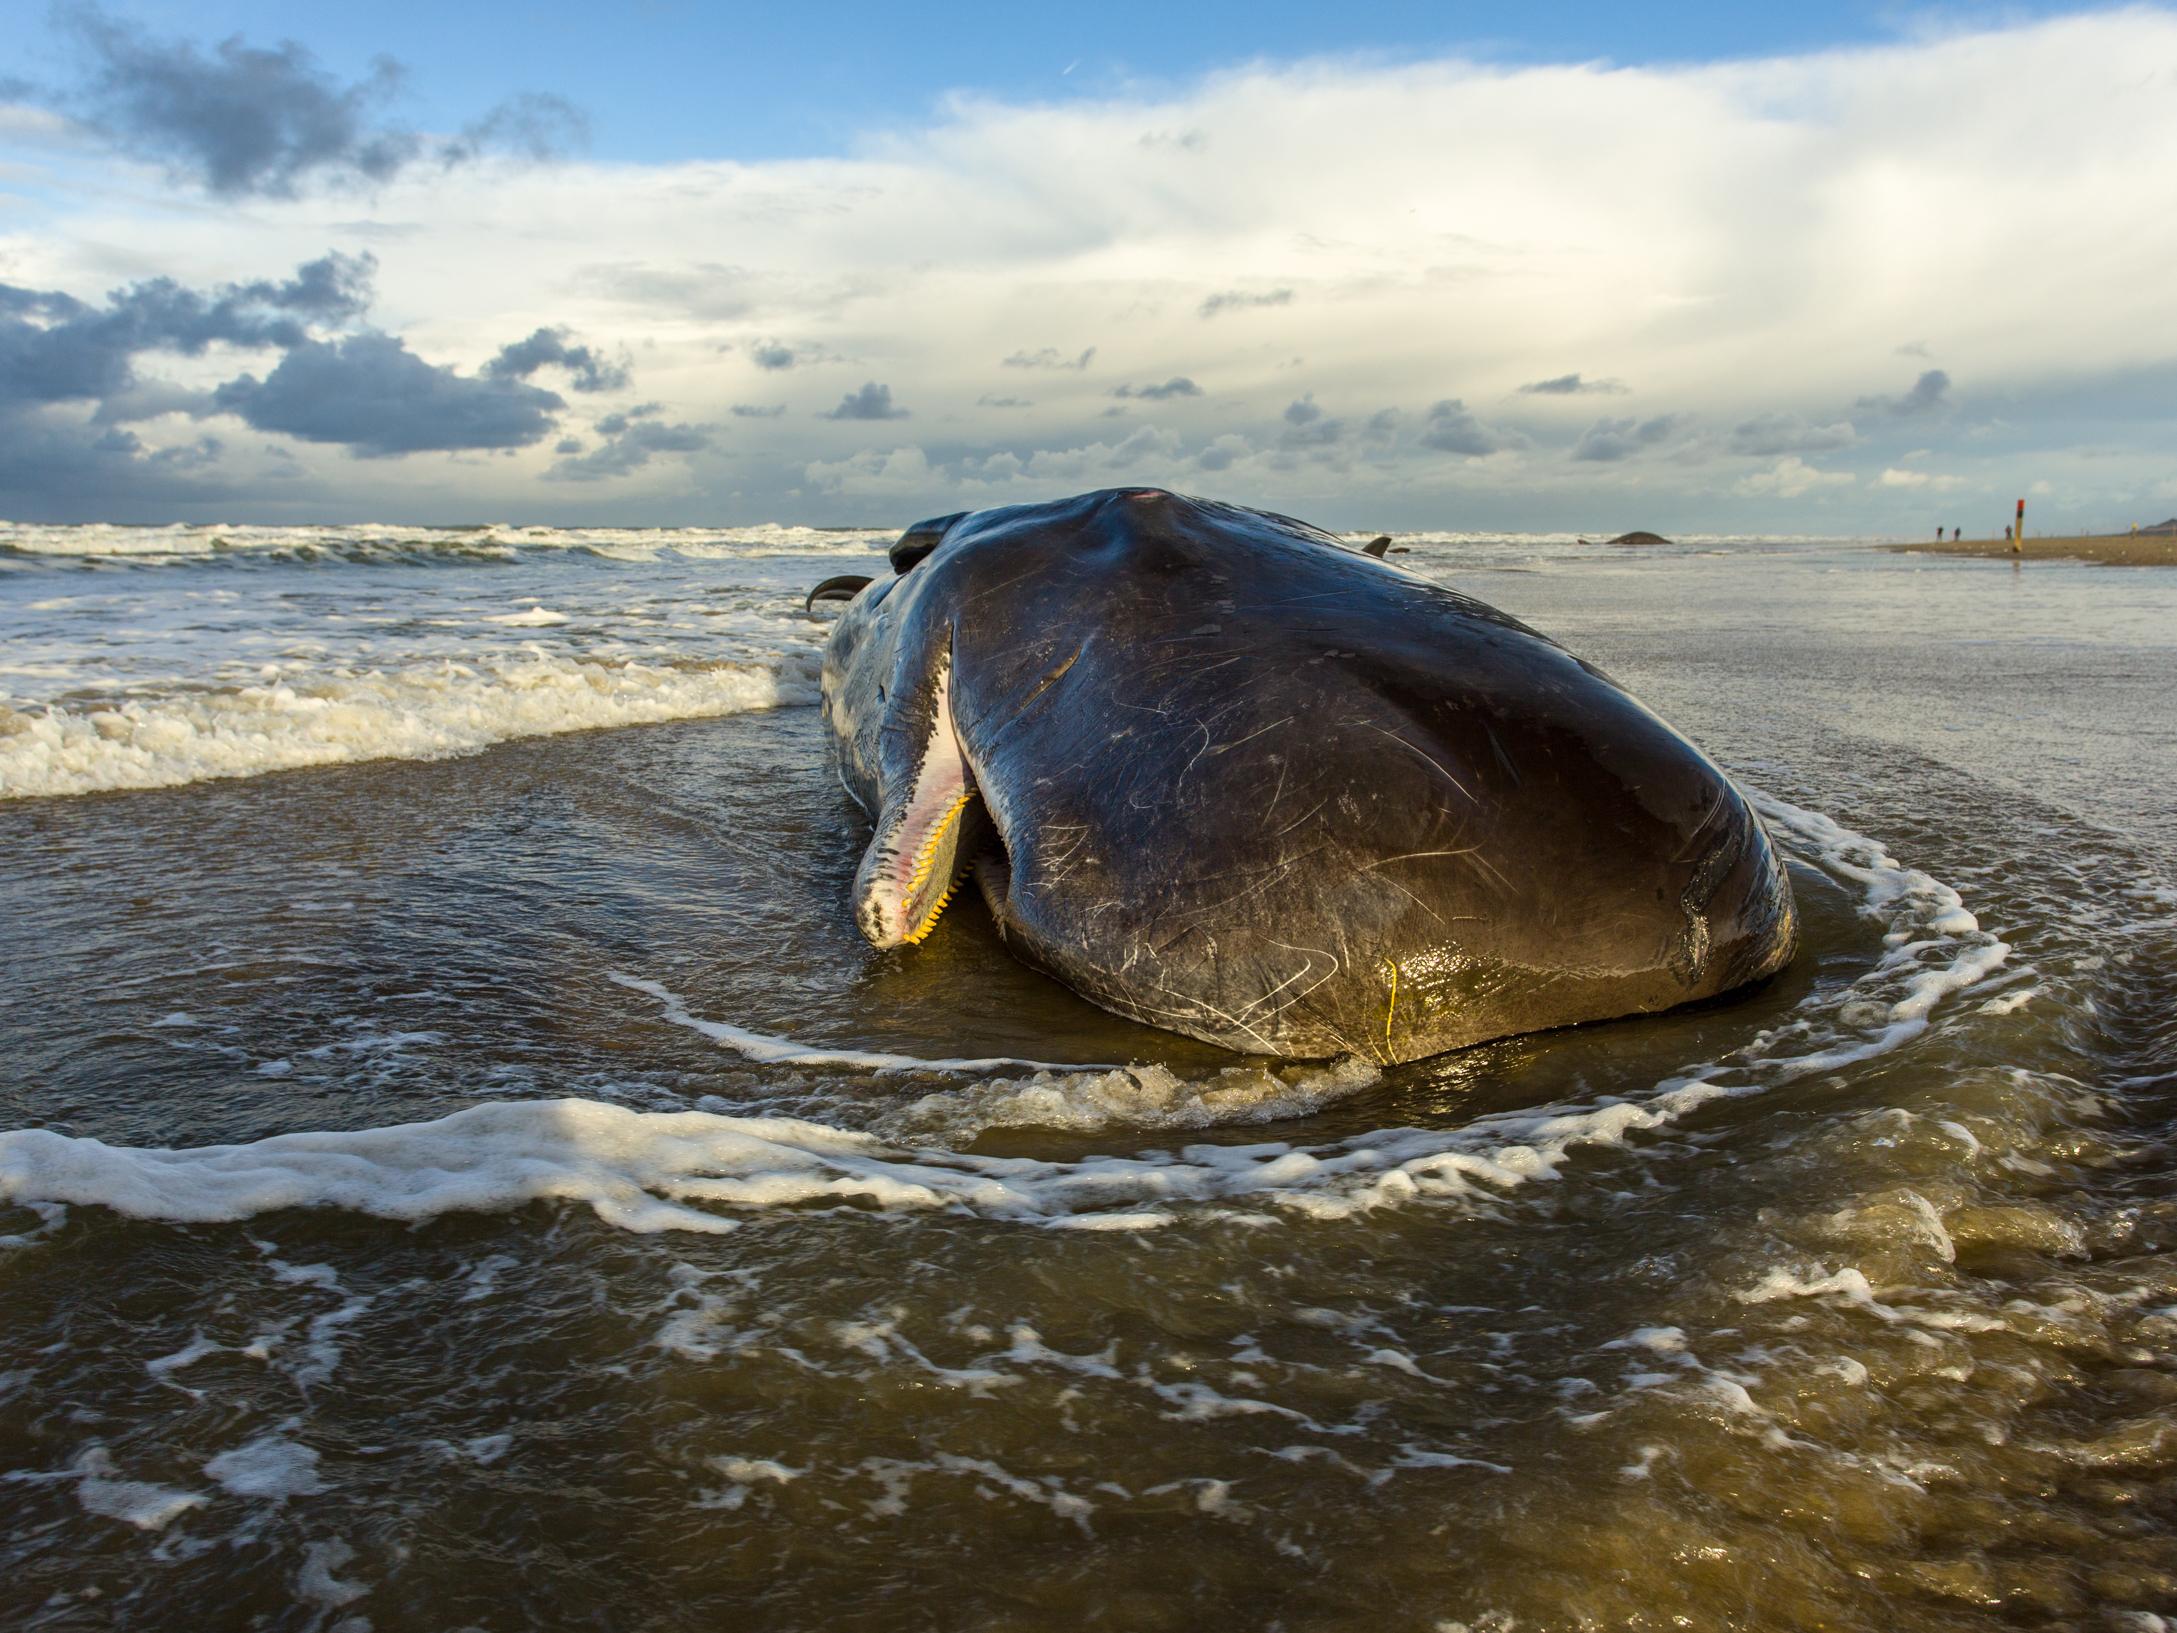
[852,662,986,950]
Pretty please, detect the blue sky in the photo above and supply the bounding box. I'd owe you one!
[11,2,2081,162]
[3,1,2175,531]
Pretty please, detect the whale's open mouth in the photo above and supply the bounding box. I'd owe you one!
[853,660,991,949]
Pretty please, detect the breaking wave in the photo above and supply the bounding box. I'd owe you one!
[0,651,817,798]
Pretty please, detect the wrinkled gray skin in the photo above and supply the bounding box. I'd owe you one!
[816,488,1796,1064]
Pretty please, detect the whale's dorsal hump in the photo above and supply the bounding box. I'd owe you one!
[890,511,968,574]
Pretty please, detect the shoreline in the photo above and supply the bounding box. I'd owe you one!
[1887,534,2177,567]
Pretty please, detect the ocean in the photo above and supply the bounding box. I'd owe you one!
[3,521,2173,1630]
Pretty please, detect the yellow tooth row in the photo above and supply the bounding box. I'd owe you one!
[902,880,959,946]
[900,788,974,943]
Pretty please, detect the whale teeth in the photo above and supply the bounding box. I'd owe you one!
[897,787,976,943]
[903,880,959,946]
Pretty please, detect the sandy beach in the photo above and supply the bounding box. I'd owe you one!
[1889,533,2177,566]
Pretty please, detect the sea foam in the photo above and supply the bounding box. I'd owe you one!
[0,652,814,798]
[0,796,2012,1236]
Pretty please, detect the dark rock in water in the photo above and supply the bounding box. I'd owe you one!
[1606,530,1673,547]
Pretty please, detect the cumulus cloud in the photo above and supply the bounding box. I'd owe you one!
[549,415,712,480]
[1728,413,1859,456]
[213,334,565,455]
[977,394,1030,408]
[0,252,375,411]
[484,327,629,393]
[1195,433,1252,472]
[485,326,631,394]
[594,403,661,435]
[1111,377,1202,400]
[1278,394,1342,448]
[1737,457,1854,498]
[1518,373,1625,396]
[39,4,584,197]
[806,426,1200,500]
[12,11,2177,524]
[749,341,799,370]
[0,251,403,505]
[1875,465,1964,491]
[1199,288,1292,318]
[801,444,934,497]
[822,381,908,420]
[730,402,786,418]
[1572,413,1684,463]
[1002,346,1095,370]
[1856,369,1951,417]
[1417,399,1507,457]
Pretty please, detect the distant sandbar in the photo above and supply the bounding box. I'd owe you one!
[1888,534,2177,567]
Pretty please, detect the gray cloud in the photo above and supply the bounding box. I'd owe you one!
[0,250,408,511]
[1111,377,1201,400]
[594,403,661,435]
[0,411,248,517]
[750,341,799,371]
[88,380,217,425]
[1418,399,1505,457]
[1518,372,1626,396]
[214,333,565,456]
[1199,288,1293,318]
[977,394,1030,408]
[484,327,629,393]
[1278,394,1342,448]
[548,416,712,481]
[0,252,374,412]
[43,3,583,198]
[1855,368,1951,417]
[1002,346,1095,370]
[730,402,786,418]
[1572,413,1685,462]
[1729,412,1859,456]
[823,381,907,420]
[439,92,587,167]
[1193,434,1250,472]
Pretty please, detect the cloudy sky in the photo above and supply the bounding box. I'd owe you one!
[3,1,2175,533]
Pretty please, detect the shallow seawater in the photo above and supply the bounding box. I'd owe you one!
[3,526,2175,1631]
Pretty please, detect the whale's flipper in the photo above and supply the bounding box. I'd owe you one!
[805,575,873,612]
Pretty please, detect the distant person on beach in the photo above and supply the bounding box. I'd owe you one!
[1953,527,1961,541]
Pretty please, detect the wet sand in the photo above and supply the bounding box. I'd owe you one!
[1889,533,2177,566]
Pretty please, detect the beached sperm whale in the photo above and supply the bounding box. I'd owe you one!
[808,488,1796,1063]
